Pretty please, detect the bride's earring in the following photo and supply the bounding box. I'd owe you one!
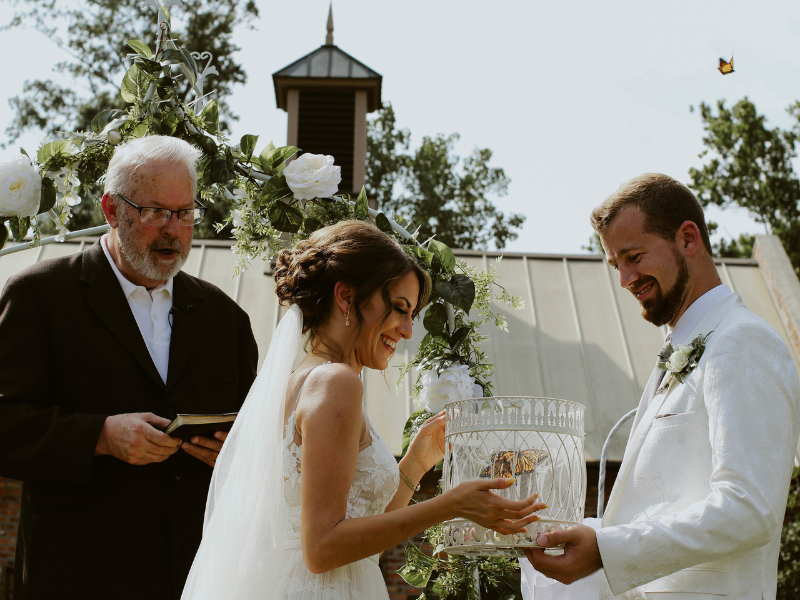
[344,310,350,327]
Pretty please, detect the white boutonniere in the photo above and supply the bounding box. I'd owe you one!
[656,332,712,393]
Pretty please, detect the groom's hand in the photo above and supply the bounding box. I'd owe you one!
[182,432,227,467]
[524,524,602,584]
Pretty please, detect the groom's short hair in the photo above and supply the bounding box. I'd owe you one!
[590,173,712,255]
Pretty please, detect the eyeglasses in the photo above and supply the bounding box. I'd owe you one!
[116,193,206,226]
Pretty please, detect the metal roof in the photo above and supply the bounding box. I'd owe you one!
[2,239,794,461]
[272,44,383,112]
[273,45,381,80]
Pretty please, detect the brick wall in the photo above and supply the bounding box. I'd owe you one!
[380,462,621,599]
[0,477,21,600]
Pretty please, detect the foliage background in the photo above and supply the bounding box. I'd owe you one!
[3,0,258,236]
[5,0,793,255]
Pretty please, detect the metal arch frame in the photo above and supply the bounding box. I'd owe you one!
[596,407,637,519]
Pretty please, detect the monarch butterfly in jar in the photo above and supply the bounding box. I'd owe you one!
[479,449,549,479]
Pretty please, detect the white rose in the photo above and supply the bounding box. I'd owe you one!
[107,131,122,145]
[421,364,478,413]
[232,208,246,228]
[284,154,341,200]
[0,156,42,218]
[667,350,689,372]
[675,344,693,357]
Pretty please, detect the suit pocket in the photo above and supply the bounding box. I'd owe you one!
[642,567,730,595]
[651,411,696,427]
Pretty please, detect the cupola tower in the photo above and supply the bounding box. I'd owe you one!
[272,7,382,195]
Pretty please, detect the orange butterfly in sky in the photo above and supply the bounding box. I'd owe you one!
[718,54,734,75]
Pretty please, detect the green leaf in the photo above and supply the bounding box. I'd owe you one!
[428,240,456,273]
[38,177,57,214]
[396,541,437,588]
[435,274,476,313]
[162,113,179,135]
[160,3,171,24]
[423,303,448,335]
[407,245,435,269]
[449,326,470,352]
[37,139,73,171]
[127,39,152,59]
[354,186,369,220]
[191,133,218,157]
[0,225,8,250]
[431,335,448,348]
[120,64,149,103]
[240,134,258,161]
[303,217,323,234]
[131,123,149,138]
[258,175,291,202]
[156,75,174,99]
[90,109,125,133]
[200,99,219,135]
[268,201,304,233]
[392,212,409,227]
[375,212,394,235]
[8,217,30,242]
[178,47,198,87]
[261,141,276,157]
[19,148,29,158]
[159,49,183,64]
[260,145,299,173]
[209,156,234,183]
[134,56,163,75]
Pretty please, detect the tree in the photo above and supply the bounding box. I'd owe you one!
[689,98,800,271]
[3,0,258,237]
[366,103,525,250]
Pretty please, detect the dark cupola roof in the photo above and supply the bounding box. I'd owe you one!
[272,5,382,112]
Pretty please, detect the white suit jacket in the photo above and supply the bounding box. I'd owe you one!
[596,293,800,599]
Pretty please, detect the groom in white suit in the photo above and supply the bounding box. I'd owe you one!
[525,173,800,599]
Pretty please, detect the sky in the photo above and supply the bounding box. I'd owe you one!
[1,0,798,254]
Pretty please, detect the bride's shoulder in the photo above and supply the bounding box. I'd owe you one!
[301,363,363,404]
[296,364,364,434]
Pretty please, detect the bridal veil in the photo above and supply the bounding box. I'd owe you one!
[182,305,303,600]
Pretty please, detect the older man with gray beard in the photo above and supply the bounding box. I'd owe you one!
[0,135,258,600]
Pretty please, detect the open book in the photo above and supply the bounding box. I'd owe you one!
[164,413,238,442]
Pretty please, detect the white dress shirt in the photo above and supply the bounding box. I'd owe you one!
[101,235,173,383]
[669,283,732,345]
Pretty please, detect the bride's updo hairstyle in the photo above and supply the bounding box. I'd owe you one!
[274,220,431,360]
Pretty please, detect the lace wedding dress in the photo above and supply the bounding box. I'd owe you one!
[279,365,400,599]
[181,307,398,600]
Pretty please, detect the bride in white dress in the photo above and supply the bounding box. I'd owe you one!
[181,221,543,600]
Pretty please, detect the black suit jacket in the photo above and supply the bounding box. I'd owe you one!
[0,242,258,600]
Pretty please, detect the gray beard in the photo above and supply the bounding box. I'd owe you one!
[117,216,190,282]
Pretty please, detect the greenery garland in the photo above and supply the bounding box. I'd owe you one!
[3,6,525,597]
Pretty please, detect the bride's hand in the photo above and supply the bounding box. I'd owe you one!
[445,478,544,535]
[403,411,446,473]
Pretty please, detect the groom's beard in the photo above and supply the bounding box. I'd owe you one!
[637,250,690,327]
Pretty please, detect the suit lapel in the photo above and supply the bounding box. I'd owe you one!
[80,242,165,390]
[604,293,746,523]
[165,272,207,393]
